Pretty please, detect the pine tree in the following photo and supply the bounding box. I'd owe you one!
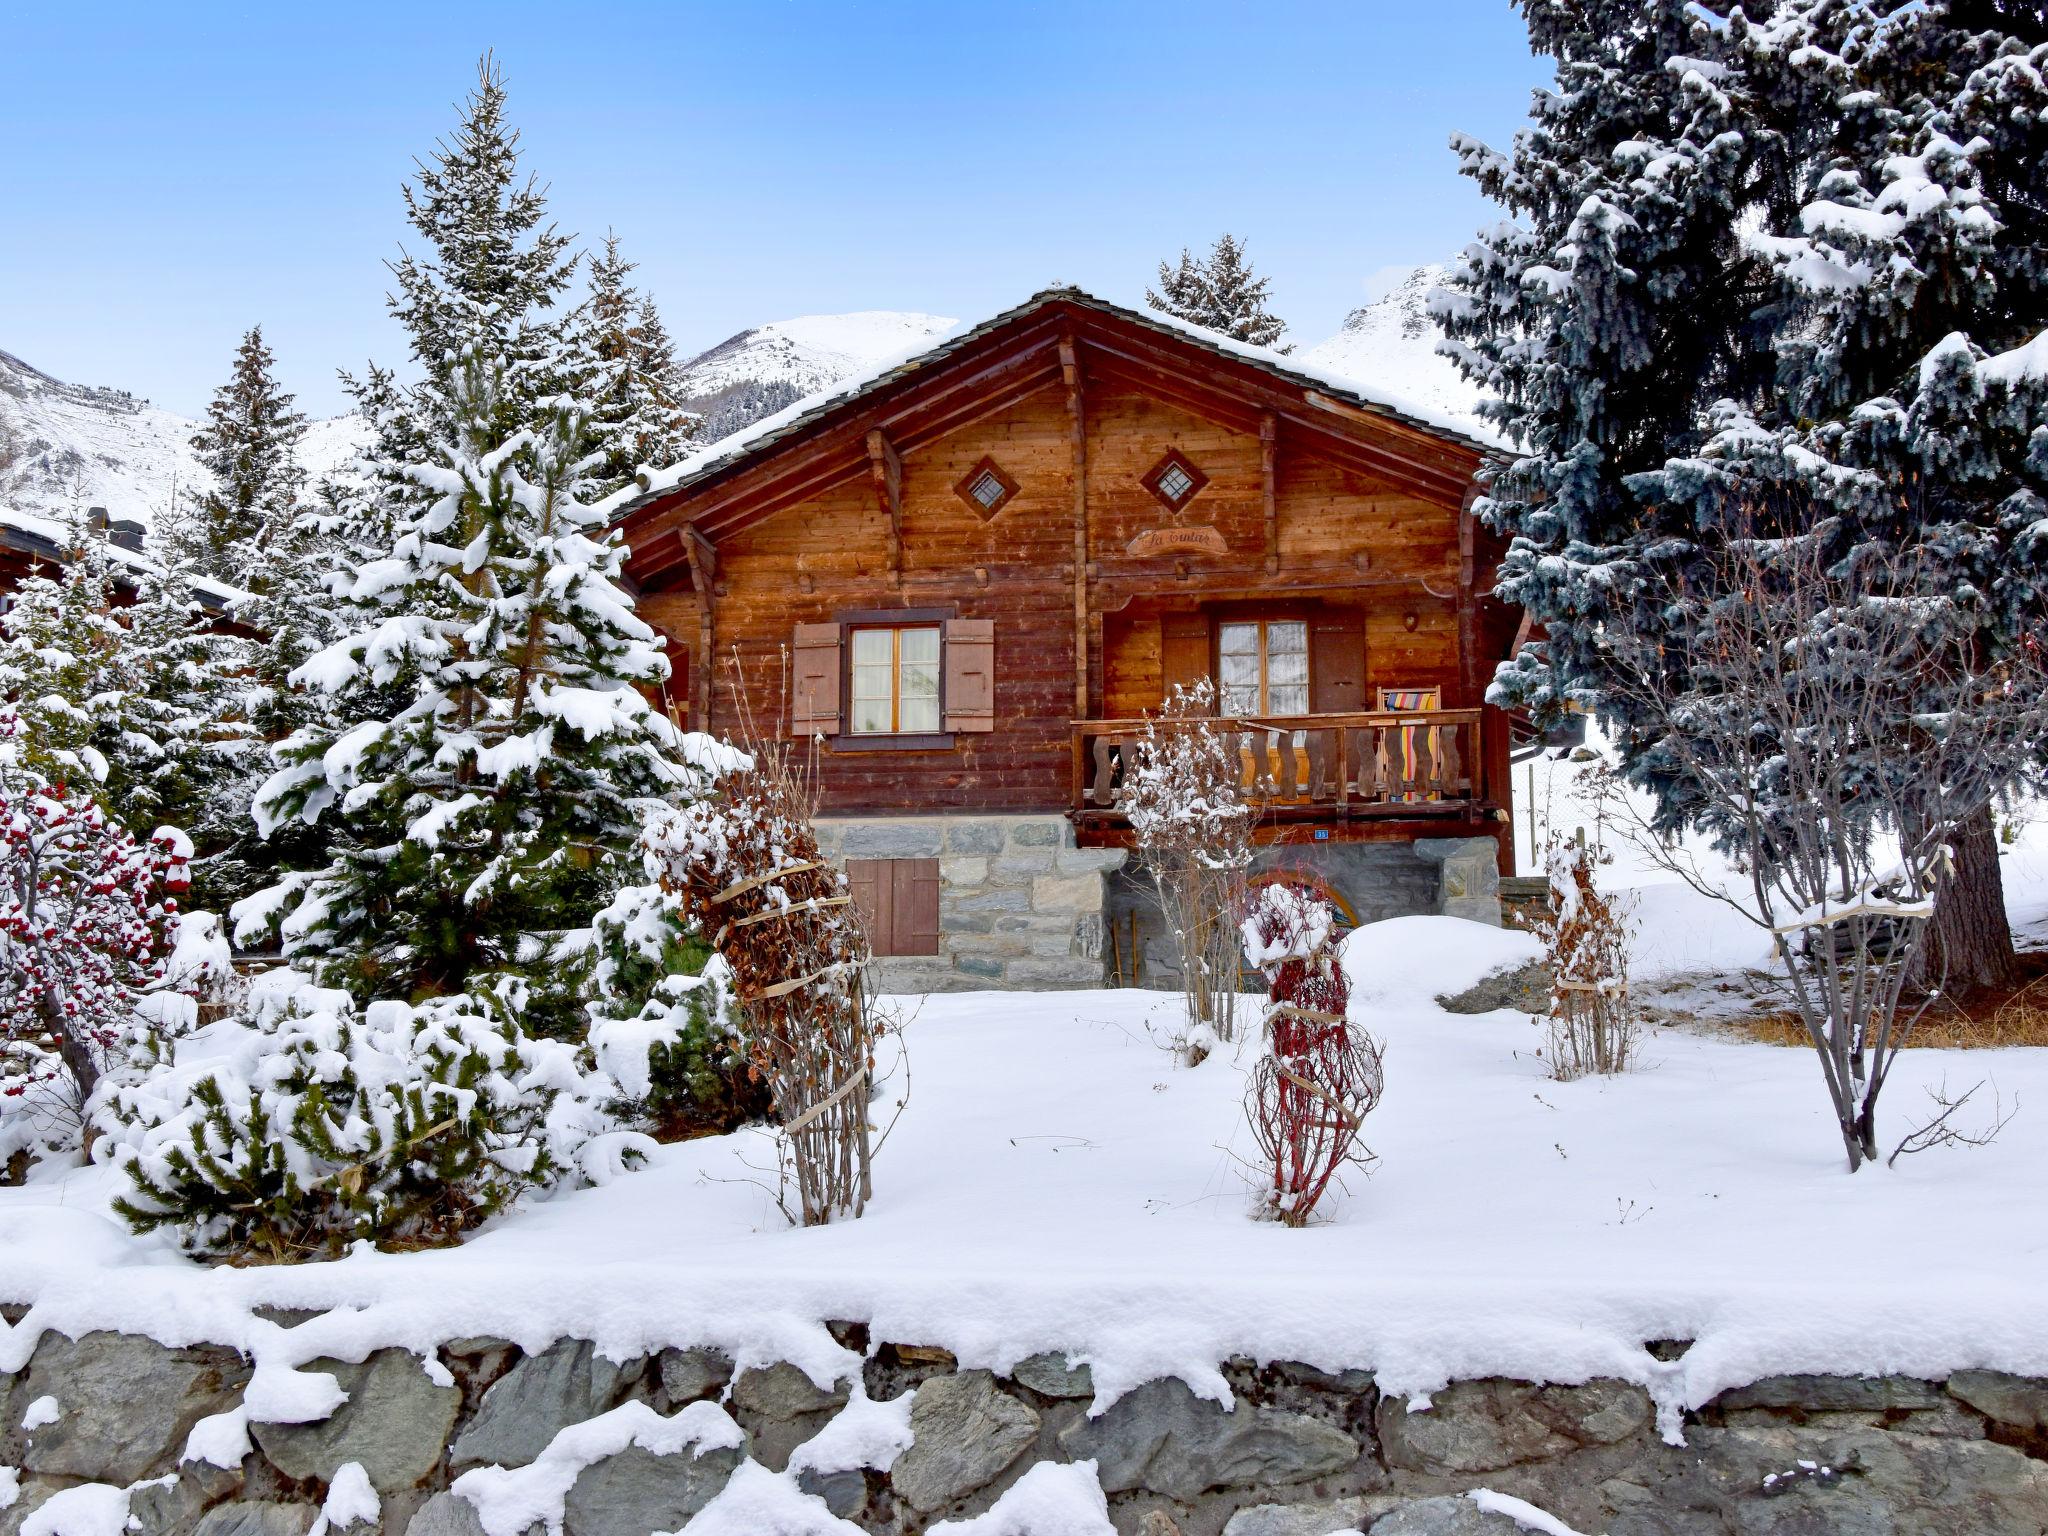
[237,344,713,1030]
[172,327,308,589]
[1437,0,2048,994]
[337,51,580,549]
[570,231,694,496]
[0,522,128,787]
[1146,234,1289,348]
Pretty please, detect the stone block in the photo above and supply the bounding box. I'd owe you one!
[1223,1496,1406,1535]
[1007,820,1067,847]
[1948,1371,2048,1431]
[1057,1377,1359,1499]
[1056,847,1128,877]
[892,1370,1040,1512]
[451,1340,648,1471]
[953,954,1007,980]
[251,1350,461,1493]
[1004,958,1107,989]
[658,1348,734,1407]
[731,1362,849,1421]
[1376,1379,1652,1475]
[21,1331,251,1484]
[870,958,978,995]
[797,1467,868,1520]
[191,1503,320,1536]
[834,820,944,858]
[993,850,1056,878]
[1032,872,1106,914]
[938,856,988,887]
[1009,1353,1094,1399]
[559,1442,742,1536]
[949,888,1032,916]
[1715,1374,1944,1414]
[1414,836,1503,927]
[942,821,1008,855]
[1371,1496,1531,1535]
[404,1493,489,1536]
[942,911,995,936]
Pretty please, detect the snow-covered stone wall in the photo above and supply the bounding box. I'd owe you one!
[4,1318,2045,1535]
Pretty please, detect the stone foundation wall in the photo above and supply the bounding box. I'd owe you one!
[811,816,1125,993]
[1106,837,1502,990]
[5,1325,2045,1536]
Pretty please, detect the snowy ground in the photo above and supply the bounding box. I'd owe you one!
[3,914,2045,1437]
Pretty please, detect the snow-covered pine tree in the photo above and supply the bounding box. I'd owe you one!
[0,522,128,787]
[238,344,711,1032]
[1146,235,1289,348]
[570,231,694,496]
[113,564,254,895]
[336,51,580,556]
[1439,0,2047,994]
[170,326,308,589]
[1147,247,1213,329]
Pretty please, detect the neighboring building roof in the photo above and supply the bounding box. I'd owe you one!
[599,285,1509,528]
[0,505,248,616]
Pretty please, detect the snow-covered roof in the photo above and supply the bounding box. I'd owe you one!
[600,286,1510,524]
[0,505,249,615]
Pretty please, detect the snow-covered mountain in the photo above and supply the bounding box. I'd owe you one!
[676,311,957,443]
[1299,265,1488,438]
[0,346,367,532]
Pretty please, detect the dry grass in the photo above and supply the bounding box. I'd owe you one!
[1730,960,2048,1050]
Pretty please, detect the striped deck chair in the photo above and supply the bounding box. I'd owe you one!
[1378,686,1442,803]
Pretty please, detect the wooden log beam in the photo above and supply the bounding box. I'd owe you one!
[1061,333,1090,719]
[1260,411,1279,575]
[1458,483,1479,701]
[865,427,903,586]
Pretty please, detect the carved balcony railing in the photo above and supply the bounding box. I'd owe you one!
[1071,709,1486,825]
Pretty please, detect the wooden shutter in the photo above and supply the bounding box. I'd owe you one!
[790,622,842,738]
[1310,612,1367,713]
[843,856,939,956]
[1161,613,1211,707]
[844,858,886,949]
[942,618,995,733]
[891,859,941,955]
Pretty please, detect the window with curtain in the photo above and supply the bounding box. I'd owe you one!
[1217,618,1310,716]
[849,625,941,734]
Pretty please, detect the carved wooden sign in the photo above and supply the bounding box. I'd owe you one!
[1126,525,1227,558]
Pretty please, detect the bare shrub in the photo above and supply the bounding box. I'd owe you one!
[1241,881,1383,1225]
[1531,833,1640,1079]
[1117,680,1254,1055]
[645,712,900,1225]
[1598,530,2048,1169]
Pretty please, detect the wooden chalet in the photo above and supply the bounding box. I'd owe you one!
[611,287,1523,991]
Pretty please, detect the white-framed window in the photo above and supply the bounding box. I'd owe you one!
[849,624,942,734]
[1218,618,1309,716]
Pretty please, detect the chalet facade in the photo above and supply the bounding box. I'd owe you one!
[611,288,1523,992]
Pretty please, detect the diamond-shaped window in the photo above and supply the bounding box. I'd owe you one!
[954,456,1019,521]
[1141,449,1208,512]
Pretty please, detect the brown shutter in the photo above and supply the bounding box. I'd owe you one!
[1161,613,1211,707]
[1309,611,1367,713]
[942,618,995,733]
[845,858,886,950]
[790,622,842,738]
[892,858,941,956]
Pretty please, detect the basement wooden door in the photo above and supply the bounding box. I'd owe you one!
[844,857,941,956]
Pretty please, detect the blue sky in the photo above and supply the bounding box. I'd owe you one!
[0,2,1548,419]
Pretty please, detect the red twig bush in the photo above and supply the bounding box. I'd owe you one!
[1240,881,1382,1226]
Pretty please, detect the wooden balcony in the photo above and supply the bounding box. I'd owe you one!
[1071,708,1490,828]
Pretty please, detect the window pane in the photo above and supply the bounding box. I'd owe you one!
[1268,649,1308,688]
[971,473,1005,507]
[1267,621,1307,656]
[1221,683,1260,714]
[852,629,892,666]
[901,663,938,702]
[1218,651,1259,688]
[899,695,940,733]
[852,659,894,700]
[851,696,893,733]
[899,627,940,665]
[1219,622,1258,657]
[1269,684,1310,716]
